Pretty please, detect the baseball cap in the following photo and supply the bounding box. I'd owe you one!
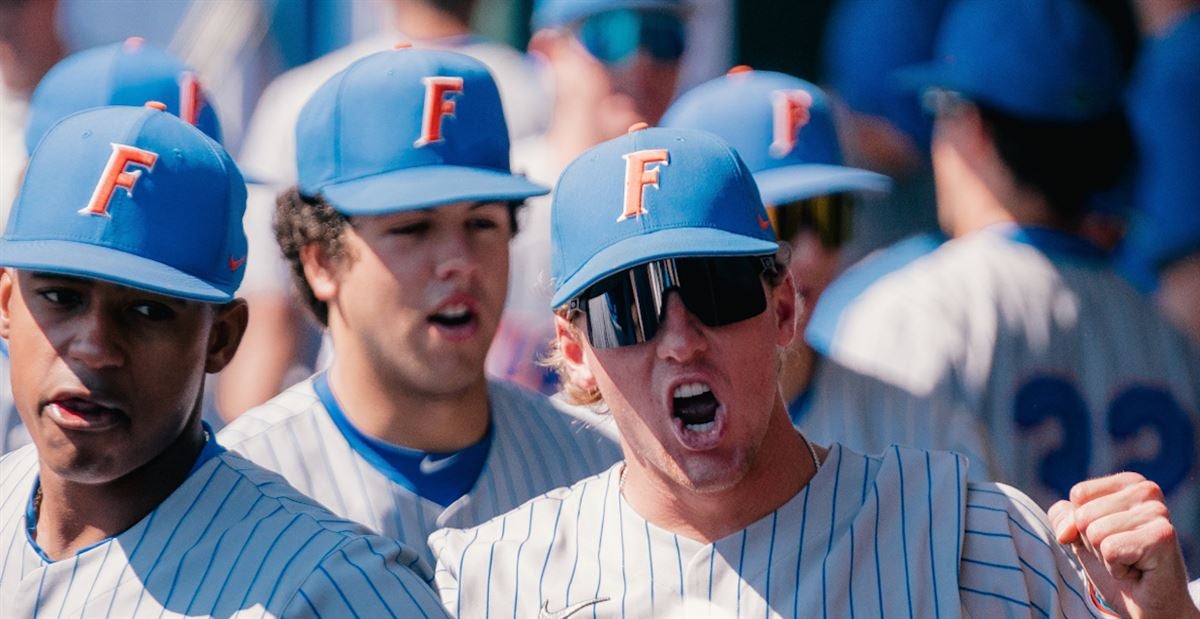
[660,68,890,206]
[532,0,686,30]
[550,126,778,308]
[1,105,247,302]
[295,47,547,216]
[25,37,222,153]
[898,0,1123,122]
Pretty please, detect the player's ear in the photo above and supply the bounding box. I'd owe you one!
[769,271,798,349]
[300,241,341,303]
[555,313,598,392]
[0,269,12,340]
[205,298,249,373]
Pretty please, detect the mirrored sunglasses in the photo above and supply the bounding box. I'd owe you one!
[567,255,778,349]
[768,192,854,249]
[577,9,687,65]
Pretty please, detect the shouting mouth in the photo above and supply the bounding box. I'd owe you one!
[428,300,480,341]
[670,381,725,450]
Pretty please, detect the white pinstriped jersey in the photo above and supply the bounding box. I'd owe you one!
[431,442,1116,618]
[808,225,1200,569]
[0,340,30,455]
[0,443,449,618]
[219,377,621,566]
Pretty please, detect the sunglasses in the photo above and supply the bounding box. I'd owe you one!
[567,256,778,349]
[768,193,854,249]
[576,9,687,65]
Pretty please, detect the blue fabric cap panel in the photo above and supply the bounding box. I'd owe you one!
[549,127,778,308]
[532,0,685,29]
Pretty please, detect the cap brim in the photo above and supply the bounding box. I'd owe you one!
[318,166,549,215]
[0,239,232,302]
[534,0,691,29]
[754,164,891,206]
[551,227,779,308]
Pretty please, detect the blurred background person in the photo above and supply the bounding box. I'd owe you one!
[1120,0,1200,346]
[807,0,1200,569]
[493,0,691,393]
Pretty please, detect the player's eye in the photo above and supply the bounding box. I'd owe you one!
[36,288,83,308]
[131,301,176,321]
[466,216,501,231]
[387,221,431,236]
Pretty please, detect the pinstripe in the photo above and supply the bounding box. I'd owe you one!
[454,527,481,616]
[222,378,618,570]
[821,445,843,619]
[643,519,653,616]
[925,452,941,619]
[735,529,748,618]
[895,447,914,619]
[590,471,615,619]
[334,548,394,618]
[564,480,590,604]
[76,542,113,619]
[316,565,360,618]
[483,513,508,617]
[672,534,684,602]
[51,556,80,619]
[763,511,777,619]
[511,501,536,618]
[791,472,811,618]
[160,474,240,612]
[871,484,884,619]
[618,496,628,618]
[536,497,567,607]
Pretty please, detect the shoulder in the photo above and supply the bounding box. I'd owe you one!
[429,463,619,570]
[218,378,323,448]
[959,481,1107,617]
[488,380,620,455]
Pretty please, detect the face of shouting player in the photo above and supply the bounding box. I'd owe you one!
[317,201,512,399]
[0,269,244,485]
[559,270,797,495]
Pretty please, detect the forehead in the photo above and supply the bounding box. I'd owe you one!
[349,200,509,225]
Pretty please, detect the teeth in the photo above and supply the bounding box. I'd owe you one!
[673,382,711,399]
[685,421,716,433]
[438,304,469,318]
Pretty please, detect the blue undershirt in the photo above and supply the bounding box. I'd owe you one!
[313,371,492,507]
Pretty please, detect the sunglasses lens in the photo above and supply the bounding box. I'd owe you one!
[579,9,685,65]
[771,193,853,249]
[575,257,770,349]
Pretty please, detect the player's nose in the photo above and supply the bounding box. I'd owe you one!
[66,308,125,370]
[655,293,709,363]
[432,229,480,282]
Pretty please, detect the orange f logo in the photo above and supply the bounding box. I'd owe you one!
[619,149,670,221]
[414,76,464,147]
[81,143,158,217]
[770,89,814,158]
[179,71,204,127]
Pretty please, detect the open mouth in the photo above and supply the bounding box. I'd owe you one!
[673,382,719,432]
[427,302,480,341]
[46,397,126,431]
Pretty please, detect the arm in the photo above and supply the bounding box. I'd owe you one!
[1047,473,1200,619]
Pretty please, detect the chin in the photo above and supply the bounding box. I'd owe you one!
[673,455,752,496]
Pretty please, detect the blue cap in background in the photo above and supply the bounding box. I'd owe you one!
[2,105,247,302]
[899,0,1124,122]
[1122,10,1200,275]
[550,125,778,308]
[661,67,890,206]
[25,37,222,153]
[532,0,685,29]
[295,47,547,215]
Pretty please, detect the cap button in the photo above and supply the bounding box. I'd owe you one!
[727,65,753,76]
[627,122,649,134]
[393,41,413,50]
[145,101,167,111]
[124,36,145,50]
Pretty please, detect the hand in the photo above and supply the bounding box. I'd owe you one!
[1047,472,1199,619]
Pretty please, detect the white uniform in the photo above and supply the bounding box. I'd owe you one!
[807,225,1200,568]
[0,441,449,618]
[431,442,1118,618]
[0,340,30,455]
[218,376,621,566]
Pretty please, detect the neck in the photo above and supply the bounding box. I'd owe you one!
[33,420,206,561]
[779,344,817,405]
[327,336,490,452]
[622,402,821,543]
[393,0,472,41]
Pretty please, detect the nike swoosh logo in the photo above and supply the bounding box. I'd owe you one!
[228,255,246,271]
[418,454,459,475]
[539,597,610,619]
[757,215,771,230]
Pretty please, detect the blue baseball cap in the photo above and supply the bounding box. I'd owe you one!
[25,37,222,153]
[661,68,890,206]
[550,126,779,308]
[1,105,247,302]
[296,47,547,215]
[532,0,685,29]
[898,0,1123,122]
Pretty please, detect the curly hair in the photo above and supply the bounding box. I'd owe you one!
[543,248,791,407]
[273,188,349,326]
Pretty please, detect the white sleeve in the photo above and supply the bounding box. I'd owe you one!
[282,535,448,618]
[959,482,1110,618]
